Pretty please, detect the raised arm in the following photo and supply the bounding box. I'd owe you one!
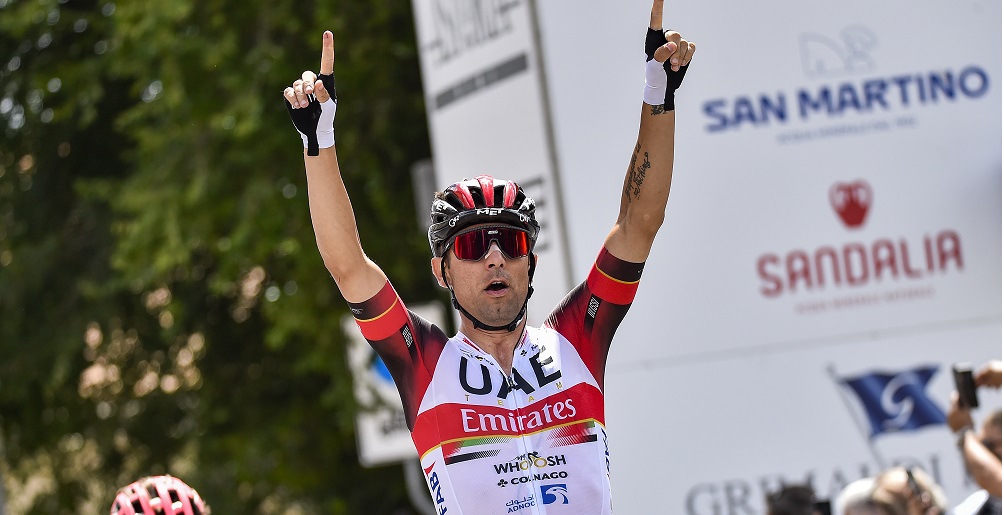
[604,0,695,263]
[960,429,1003,497]
[283,31,387,302]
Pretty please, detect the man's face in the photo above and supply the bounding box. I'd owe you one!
[433,224,533,328]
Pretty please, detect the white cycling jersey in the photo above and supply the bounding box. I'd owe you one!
[351,248,643,514]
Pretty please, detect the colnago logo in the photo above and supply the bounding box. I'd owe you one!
[498,471,569,487]
[510,472,569,484]
[424,463,449,514]
[756,180,964,299]
[701,25,991,133]
[494,452,567,474]
[460,398,576,433]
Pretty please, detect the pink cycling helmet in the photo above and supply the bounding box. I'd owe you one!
[110,475,209,515]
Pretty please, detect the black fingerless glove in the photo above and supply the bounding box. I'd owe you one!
[644,28,689,111]
[285,73,337,156]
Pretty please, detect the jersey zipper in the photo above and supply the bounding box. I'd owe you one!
[500,345,544,514]
[459,332,543,514]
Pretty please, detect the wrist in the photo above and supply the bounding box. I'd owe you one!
[955,425,974,449]
[643,59,670,108]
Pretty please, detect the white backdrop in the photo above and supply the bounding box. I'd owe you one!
[410,0,1002,512]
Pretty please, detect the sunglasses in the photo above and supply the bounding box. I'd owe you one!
[449,226,531,261]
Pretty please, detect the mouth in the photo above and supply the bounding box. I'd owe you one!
[484,279,510,296]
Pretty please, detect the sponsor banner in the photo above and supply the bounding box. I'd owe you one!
[528,0,999,513]
[408,0,1000,511]
[345,302,446,467]
[605,327,1001,514]
[533,0,1000,356]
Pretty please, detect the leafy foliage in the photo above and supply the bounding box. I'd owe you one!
[0,0,437,512]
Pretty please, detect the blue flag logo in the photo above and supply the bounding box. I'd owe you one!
[841,365,946,438]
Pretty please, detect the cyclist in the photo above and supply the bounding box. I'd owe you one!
[283,1,694,512]
[109,475,209,515]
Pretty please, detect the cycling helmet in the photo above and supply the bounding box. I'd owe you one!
[110,475,209,515]
[428,175,540,257]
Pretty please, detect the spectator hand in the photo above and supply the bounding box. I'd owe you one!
[946,391,975,432]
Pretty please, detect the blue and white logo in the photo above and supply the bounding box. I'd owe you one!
[840,365,946,438]
[540,484,569,505]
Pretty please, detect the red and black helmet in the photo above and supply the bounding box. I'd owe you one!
[110,475,209,515]
[428,175,540,257]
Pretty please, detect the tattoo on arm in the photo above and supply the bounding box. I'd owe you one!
[624,143,652,203]
[650,104,668,115]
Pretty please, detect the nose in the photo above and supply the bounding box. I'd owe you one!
[484,241,505,268]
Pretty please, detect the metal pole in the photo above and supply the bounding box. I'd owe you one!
[527,0,576,292]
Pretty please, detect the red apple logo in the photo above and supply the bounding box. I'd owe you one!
[829,180,871,228]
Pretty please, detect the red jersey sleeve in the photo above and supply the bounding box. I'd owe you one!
[544,247,645,390]
[348,281,449,430]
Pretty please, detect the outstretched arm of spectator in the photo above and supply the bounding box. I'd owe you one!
[283,31,387,302]
[960,430,1003,497]
[948,391,1003,497]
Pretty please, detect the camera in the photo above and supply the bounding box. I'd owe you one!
[953,362,979,408]
[813,499,832,515]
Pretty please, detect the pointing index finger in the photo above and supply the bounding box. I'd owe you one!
[649,0,664,30]
[319,30,334,75]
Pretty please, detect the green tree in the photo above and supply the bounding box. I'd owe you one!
[0,0,437,512]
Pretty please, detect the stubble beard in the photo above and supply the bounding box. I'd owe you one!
[480,298,522,327]
[465,283,525,328]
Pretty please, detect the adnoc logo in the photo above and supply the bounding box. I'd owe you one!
[540,484,570,505]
